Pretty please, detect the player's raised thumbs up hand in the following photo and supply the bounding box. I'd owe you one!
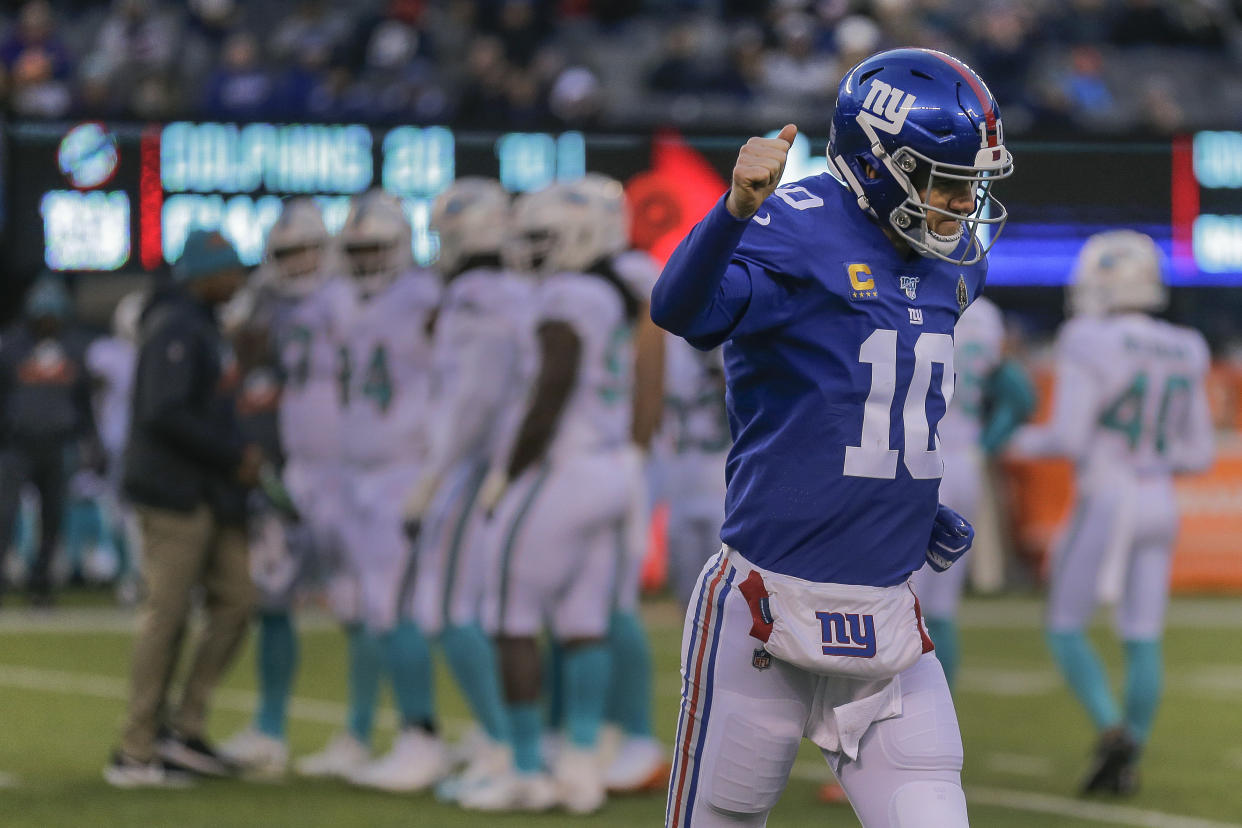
[725,124,797,220]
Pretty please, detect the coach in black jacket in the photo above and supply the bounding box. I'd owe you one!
[109,230,263,787]
[0,275,100,605]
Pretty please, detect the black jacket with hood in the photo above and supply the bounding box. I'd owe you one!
[122,283,248,523]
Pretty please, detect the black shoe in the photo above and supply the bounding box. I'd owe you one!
[103,750,195,789]
[26,575,54,609]
[1115,757,1140,796]
[157,732,239,778]
[1081,727,1138,795]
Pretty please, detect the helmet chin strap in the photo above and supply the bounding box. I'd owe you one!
[922,222,964,257]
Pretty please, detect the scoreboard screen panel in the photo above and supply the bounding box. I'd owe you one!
[2,120,1235,287]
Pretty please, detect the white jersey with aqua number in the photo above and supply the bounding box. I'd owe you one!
[339,270,441,467]
[539,271,633,457]
[424,268,537,479]
[938,296,1004,454]
[1016,313,1214,483]
[275,277,354,464]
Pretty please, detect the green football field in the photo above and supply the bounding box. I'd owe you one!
[1,594,1240,828]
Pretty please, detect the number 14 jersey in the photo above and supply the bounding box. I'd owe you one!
[684,175,988,587]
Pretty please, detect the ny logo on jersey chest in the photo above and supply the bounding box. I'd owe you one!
[816,611,877,658]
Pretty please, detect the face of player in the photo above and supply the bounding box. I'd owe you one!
[346,241,391,279]
[272,243,322,282]
[922,175,977,240]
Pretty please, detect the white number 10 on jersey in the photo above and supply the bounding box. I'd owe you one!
[845,329,955,480]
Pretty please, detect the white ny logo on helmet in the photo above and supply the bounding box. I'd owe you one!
[860,80,917,135]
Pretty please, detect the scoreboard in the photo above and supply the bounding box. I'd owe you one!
[4,119,1242,287]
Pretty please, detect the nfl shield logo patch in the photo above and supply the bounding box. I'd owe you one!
[899,276,920,300]
[957,274,969,312]
[752,648,772,671]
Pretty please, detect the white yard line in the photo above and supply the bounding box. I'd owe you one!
[968,787,1242,828]
[0,663,401,732]
[787,766,1242,828]
[983,752,1054,777]
[2,645,1242,827]
[5,597,1242,634]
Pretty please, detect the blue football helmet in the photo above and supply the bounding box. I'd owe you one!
[828,48,1013,265]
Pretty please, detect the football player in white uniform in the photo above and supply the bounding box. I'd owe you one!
[1011,230,1214,795]
[910,296,1034,689]
[326,189,447,792]
[85,291,144,596]
[464,182,652,814]
[401,178,536,795]
[570,174,669,795]
[661,338,729,609]
[211,198,362,779]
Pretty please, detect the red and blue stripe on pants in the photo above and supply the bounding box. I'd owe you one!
[666,553,737,828]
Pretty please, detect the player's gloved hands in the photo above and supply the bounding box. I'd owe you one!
[925,504,973,572]
[726,123,798,219]
[478,468,510,518]
[402,474,440,543]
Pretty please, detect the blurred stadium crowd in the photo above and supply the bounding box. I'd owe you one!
[2,0,1242,133]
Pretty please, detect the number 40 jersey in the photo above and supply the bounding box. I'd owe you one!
[657,174,988,588]
[1013,313,1214,483]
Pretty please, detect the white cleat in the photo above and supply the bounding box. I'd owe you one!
[555,745,607,814]
[295,732,370,779]
[447,724,490,769]
[459,770,559,812]
[605,736,671,793]
[437,740,514,802]
[218,728,289,780]
[347,728,449,793]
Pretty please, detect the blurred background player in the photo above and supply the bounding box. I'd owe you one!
[660,338,729,609]
[1010,230,1215,795]
[567,173,669,795]
[468,182,649,813]
[329,189,446,792]
[219,197,361,780]
[85,291,145,603]
[912,296,1036,689]
[0,274,100,607]
[401,177,532,799]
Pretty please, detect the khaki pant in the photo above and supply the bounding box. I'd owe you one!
[121,503,255,761]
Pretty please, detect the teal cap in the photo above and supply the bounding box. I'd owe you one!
[24,274,72,320]
[173,229,243,283]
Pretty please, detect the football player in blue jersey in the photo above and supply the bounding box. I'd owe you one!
[651,48,1012,828]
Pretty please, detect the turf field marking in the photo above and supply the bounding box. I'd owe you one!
[0,664,399,732]
[968,787,1242,828]
[0,771,19,788]
[5,596,1242,635]
[787,765,1242,827]
[3,663,1239,826]
[983,752,1053,777]
[957,667,1060,696]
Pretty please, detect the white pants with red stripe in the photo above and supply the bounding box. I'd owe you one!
[666,550,968,828]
